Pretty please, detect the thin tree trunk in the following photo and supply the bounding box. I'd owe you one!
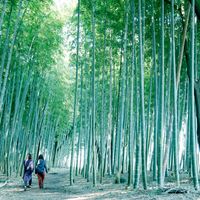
[91,0,96,186]
[70,0,80,186]
[152,0,158,181]
[128,0,135,186]
[157,0,165,187]
[115,2,129,184]
[100,13,107,183]
[108,32,113,176]
[176,4,191,87]
[189,0,199,190]
[171,0,180,185]
[138,0,147,189]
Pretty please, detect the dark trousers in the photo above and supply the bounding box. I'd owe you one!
[29,178,32,186]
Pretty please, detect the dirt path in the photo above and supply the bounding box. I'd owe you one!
[0,168,200,200]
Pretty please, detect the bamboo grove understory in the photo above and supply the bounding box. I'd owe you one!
[0,0,200,191]
[0,0,72,177]
[66,0,200,190]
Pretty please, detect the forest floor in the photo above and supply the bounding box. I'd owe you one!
[0,168,200,200]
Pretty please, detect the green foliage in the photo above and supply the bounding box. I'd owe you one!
[65,0,200,189]
[0,0,73,174]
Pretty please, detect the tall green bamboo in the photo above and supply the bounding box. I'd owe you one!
[171,0,180,185]
[115,2,129,183]
[190,0,199,190]
[152,0,158,181]
[128,0,135,186]
[138,0,147,189]
[157,0,165,187]
[91,0,97,187]
[100,9,107,183]
[70,0,80,186]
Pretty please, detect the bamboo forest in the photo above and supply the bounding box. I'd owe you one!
[0,0,200,199]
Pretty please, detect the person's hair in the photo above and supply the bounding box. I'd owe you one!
[27,153,32,160]
[38,154,44,160]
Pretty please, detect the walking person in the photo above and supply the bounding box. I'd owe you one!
[23,153,34,191]
[35,154,48,189]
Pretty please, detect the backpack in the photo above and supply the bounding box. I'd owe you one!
[35,166,43,175]
[35,159,45,175]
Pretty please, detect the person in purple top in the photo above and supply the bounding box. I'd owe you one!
[23,153,34,191]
